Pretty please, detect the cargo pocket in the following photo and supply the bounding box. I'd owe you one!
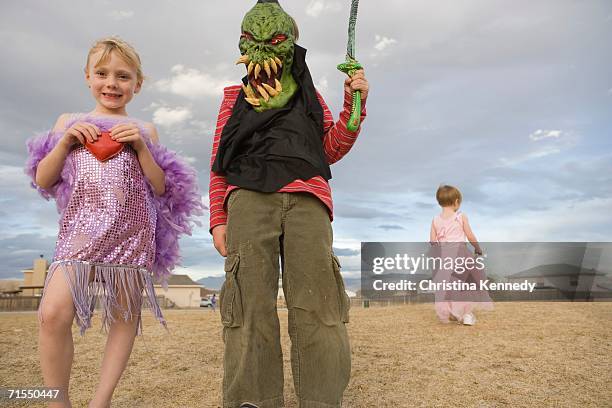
[219,254,243,328]
[332,254,351,324]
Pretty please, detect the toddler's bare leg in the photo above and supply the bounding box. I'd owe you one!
[89,277,140,408]
[38,267,77,408]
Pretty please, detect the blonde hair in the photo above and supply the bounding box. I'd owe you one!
[436,185,462,207]
[85,36,144,83]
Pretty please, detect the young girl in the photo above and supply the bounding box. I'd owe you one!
[429,185,493,325]
[25,37,202,407]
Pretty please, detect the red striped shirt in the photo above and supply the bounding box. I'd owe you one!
[209,85,366,232]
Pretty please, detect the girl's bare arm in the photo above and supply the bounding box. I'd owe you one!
[136,123,166,196]
[429,220,437,244]
[462,214,483,254]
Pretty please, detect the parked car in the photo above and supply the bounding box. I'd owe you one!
[200,298,212,308]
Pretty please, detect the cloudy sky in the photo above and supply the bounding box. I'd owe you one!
[1,0,611,281]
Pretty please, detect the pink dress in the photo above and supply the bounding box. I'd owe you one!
[431,212,493,322]
[25,113,203,334]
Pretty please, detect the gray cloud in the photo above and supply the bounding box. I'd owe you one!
[377,224,405,231]
[334,203,399,220]
[332,247,360,257]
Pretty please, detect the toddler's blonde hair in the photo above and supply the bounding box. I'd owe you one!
[436,185,462,207]
[85,36,144,83]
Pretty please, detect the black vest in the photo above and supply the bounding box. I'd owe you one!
[211,45,332,193]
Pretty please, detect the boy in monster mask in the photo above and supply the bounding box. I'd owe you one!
[209,1,369,407]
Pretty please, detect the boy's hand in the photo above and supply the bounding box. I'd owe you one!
[344,69,369,100]
[212,225,227,257]
[61,122,101,147]
[111,123,147,152]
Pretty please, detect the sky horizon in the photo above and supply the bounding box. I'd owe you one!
[1,0,611,281]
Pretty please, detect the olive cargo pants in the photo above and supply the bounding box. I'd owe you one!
[220,189,351,408]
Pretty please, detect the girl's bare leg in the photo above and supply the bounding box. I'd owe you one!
[89,284,140,408]
[38,268,76,408]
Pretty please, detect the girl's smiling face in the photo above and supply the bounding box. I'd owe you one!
[85,50,141,115]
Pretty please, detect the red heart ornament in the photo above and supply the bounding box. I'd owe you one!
[85,131,124,161]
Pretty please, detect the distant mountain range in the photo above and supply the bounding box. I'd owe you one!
[197,277,362,292]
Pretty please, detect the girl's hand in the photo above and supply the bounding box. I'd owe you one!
[344,69,369,100]
[110,123,147,152]
[61,122,101,147]
[212,225,227,257]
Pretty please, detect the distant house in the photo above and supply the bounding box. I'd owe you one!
[0,280,22,297]
[507,263,610,297]
[596,276,612,291]
[0,256,49,311]
[154,274,202,308]
[200,287,218,299]
[19,256,49,296]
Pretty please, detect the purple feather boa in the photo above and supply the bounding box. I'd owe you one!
[25,115,205,286]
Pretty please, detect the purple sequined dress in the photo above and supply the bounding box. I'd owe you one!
[26,113,204,334]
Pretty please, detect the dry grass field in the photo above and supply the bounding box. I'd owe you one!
[1,302,611,407]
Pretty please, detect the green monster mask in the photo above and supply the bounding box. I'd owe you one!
[236,0,298,112]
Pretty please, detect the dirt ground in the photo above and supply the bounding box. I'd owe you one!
[1,302,610,407]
